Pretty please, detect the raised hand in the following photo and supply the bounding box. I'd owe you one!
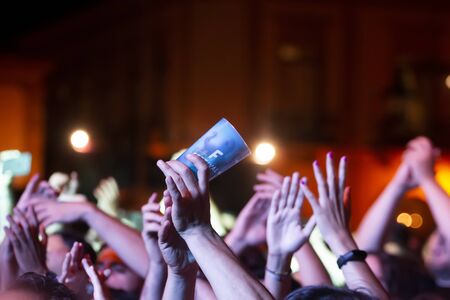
[158,155,273,300]
[4,207,47,275]
[265,172,315,300]
[16,175,58,212]
[82,258,111,300]
[226,192,271,253]
[156,154,210,237]
[94,177,120,216]
[301,153,348,247]
[403,136,439,184]
[301,153,388,299]
[267,173,315,257]
[141,193,165,266]
[254,169,283,193]
[30,198,93,227]
[158,197,197,275]
[59,242,90,300]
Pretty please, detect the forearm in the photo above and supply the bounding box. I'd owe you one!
[140,263,168,300]
[355,180,406,251]
[194,278,216,300]
[294,242,331,286]
[83,205,149,277]
[184,226,273,300]
[421,178,450,241]
[328,232,388,300]
[264,253,291,300]
[224,232,248,256]
[163,270,196,300]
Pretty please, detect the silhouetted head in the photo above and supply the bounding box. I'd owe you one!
[285,285,375,300]
[0,272,75,300]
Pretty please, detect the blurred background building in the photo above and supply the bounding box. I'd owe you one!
[1,0,450,236]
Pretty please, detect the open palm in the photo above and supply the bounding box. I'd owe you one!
[266,173,315,256]
[158,206,197,275]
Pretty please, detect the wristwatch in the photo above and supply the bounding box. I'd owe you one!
[337,250,367,269]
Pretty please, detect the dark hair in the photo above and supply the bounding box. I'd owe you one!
[53,229,97,263]
[9,272,75,300]
[285,286,376,300]
[373,252,435,298]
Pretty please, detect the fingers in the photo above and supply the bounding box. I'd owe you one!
[287,172,300,208]
[82,258,102,287]
[278,177,290,210]
[312,161,328,207]
[4,226,19,250]
[163,191,173,208]
[38,181,58,198]
[300,178,320,211]
[269,190,281,216]
[338,156,347,218]
[186,154,209,195]
[338,157,347,200]
[143,213,164,224]
[13,208,32,241]
[294,183,305,209]
[167,160,200,199]
[256,169,283,187]
[303,216,316,238]
[59,252,72,283]
[28,207,39,229]
[142,194,163,233]
[22,174,40,199]
[157,160,190,198]
[326,152,337,202]
[71,242,84,266]
[148,192,159,205]
[165,176,182,207]
[7,215,26,247]
[158,206,173,244]
[253,183,278,193]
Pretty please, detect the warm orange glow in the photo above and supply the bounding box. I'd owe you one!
[445,75,450,89]
[397,212,412,227]
[410,213,423,229]
[435,163,450,195]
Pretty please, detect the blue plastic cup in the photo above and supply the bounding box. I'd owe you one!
[177,118,251,180]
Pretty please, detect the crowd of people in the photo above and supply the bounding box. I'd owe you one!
[0,136,450,299]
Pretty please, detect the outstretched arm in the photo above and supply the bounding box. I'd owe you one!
[404,137,450,244]
[140,193,168,300]
[254,168,330,287]
[302,153,388,299]
[157,155,273,300]
[264,173,315,299]
[354,163,413,252]
[31,198,149,277]
[293,242,331,286]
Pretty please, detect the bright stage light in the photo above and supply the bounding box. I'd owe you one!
[70,130,90,152]
[410,213,423,229]
[396,212,412,227]
[254,142,276,165]
[446,75,450,89]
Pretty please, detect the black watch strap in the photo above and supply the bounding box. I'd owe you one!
[337,250,367,269]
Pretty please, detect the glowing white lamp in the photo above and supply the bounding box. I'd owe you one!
[254,142,276,165]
